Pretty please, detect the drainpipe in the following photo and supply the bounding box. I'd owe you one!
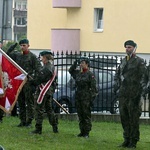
[1,0,5,44]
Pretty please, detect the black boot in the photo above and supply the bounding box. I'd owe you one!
[127,139,137,149]
[52,125,58,133]
[26,120,32,128]
[31,129,42,135]
[77,133,84,137]
[31,126,42,134]
[83,133,89,138]
[118,139,130,147]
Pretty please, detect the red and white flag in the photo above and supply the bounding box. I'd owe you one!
[0,49,27,113]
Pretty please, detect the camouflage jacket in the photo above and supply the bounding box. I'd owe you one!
[34,61,57,94]
[114,55,147,98]
[69,62,97,101]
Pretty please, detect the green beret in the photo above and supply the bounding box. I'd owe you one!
[80,56,90,64]
[124,40,137,48]
[40,50,53,56]
[19,39,29,45]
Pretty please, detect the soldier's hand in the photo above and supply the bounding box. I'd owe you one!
[73,60,78,68]
[7,43,18,54]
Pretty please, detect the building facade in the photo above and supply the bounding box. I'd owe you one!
[28,1,150,59]
[0,0,27,43]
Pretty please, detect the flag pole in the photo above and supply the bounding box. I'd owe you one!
[53,98,70,114]
[0,48,28,75]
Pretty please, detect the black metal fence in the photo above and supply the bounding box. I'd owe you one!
[53,52,150,117]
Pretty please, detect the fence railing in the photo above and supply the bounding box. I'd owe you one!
[53,52,150,117]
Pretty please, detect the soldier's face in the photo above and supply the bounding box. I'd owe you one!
[20,43,29,51]
[80,61,88,69]
[125,45,135,55]
[41,55,47,64]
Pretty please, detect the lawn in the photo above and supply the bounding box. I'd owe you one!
[0,116,149,150]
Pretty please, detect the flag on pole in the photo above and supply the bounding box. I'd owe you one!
[0,49,27,113]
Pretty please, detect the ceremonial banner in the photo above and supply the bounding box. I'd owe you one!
[0,49,27,113]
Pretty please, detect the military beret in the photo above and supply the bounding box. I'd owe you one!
[124,40,137,48]
[19,39,29,45]
[40,50,53,56]
[80,56,90,64]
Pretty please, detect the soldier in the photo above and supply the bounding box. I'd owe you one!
[114,40,147,148]
[69,57,97,138]
[31,50,58,134]
[7,39,42,127]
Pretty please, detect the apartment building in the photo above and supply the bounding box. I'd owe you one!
[0,0,27,43]
[27,0,150,59]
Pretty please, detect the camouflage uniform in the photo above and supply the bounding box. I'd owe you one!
[32,60,58,134]
[114,55,146,146]
[69,60,97,137]
[7,50,41,126]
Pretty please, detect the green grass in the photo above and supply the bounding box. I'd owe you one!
[0,116,150,150]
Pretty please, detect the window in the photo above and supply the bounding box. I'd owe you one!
[94,8,104,32]
[15,1,27,10]
[16,2,21,10]
[15,17,27,26]
[14,33,26,42]
[22,2,27,10]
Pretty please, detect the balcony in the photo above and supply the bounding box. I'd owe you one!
[13,25,27,33]
[14,10,27,17]
[52,0,81,8]
[51,28,80,53]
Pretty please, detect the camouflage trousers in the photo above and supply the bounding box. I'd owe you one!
[34,93,58,130]
[119,95,142,141]
[76,99,92,134]
[18,83,34,124]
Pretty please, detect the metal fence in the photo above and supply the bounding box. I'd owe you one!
[53,52,150,117]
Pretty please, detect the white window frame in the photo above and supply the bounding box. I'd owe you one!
[15,17,27,26]
[94,8,104,32]
[15,1,27,10]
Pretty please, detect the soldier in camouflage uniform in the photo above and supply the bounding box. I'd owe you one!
[69,57,97,138]
[114,40,147,148]
[7,39,42,127]
[31,51,58,134]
